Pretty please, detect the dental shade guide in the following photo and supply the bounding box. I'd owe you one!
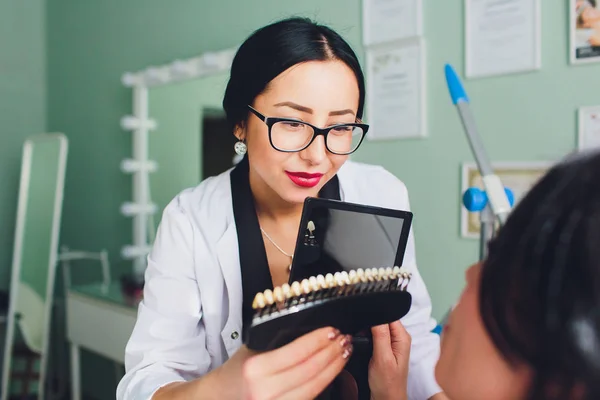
[245,267,413,351]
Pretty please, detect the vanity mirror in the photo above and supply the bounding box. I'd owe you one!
[1,134,68,400]
[119,47,238,282]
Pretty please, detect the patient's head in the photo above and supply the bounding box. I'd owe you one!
[223,17,366,204]
[436,150,600,400]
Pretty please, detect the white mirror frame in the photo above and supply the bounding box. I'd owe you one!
[119,47,237,279]
[1,133,68,400]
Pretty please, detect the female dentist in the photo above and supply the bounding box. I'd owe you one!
[117,17,446,400]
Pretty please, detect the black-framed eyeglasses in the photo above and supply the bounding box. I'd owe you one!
[247,105,369,155]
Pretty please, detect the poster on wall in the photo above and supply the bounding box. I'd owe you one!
[578,106,600,150]
[362,0,423,45]
[570,0,600,64]
[465,0,541,78]
[365,38,426,140]
[460,161,551,238]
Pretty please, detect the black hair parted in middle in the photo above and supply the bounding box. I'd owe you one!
[222,17,365,133]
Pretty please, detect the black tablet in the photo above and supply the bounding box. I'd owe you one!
[289,197,413,284]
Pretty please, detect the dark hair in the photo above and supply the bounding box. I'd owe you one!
[480,150,600,399]
[222,17,365,132]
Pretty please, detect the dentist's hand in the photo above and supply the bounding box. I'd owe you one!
[242,327,353,400]
[368,321,411,400]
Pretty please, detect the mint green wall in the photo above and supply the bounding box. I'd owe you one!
[45,0,599,398]
[0,1,46,291]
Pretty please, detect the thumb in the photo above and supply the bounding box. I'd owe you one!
[389,321,411,358]
[371,324,391,360]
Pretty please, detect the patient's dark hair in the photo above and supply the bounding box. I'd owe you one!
[222,17,365,132]
[480,150,600,399]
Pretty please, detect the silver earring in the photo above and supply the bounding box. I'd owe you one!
[234,140,247,156]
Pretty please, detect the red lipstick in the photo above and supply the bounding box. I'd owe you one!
[285,171,324,188]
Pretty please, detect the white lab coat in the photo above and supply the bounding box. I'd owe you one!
[116,160,441,400]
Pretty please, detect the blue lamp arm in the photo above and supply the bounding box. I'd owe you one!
[445,64,513,226]
[433,65,517,334]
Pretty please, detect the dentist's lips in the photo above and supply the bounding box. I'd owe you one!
[285,171,324,188]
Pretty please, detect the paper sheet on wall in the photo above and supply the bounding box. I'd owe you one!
[580,108,600,150]
[362,0,422,45]
[366,40,424,140]
[466,0,540,78]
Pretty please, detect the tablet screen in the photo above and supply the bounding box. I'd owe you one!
[289,198,412,284]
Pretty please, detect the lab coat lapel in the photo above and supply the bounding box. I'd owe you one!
[229,156,273,341]
[216,222,243,333]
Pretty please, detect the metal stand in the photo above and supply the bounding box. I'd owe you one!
[479,206,495,261]
[440,65,516,331]
[436,186,515,330]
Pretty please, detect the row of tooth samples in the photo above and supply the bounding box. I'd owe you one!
[252,267,411,312]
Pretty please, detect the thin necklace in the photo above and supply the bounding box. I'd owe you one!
[260,227,293,272]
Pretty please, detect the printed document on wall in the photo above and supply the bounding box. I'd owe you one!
[465,0,541,78]
[362,0,423,45]
[366,39,425,140]
[578,106,600,151]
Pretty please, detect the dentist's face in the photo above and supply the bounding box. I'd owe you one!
[235,60,359,205]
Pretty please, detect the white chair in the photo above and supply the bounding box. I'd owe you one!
[58,246,111,295]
